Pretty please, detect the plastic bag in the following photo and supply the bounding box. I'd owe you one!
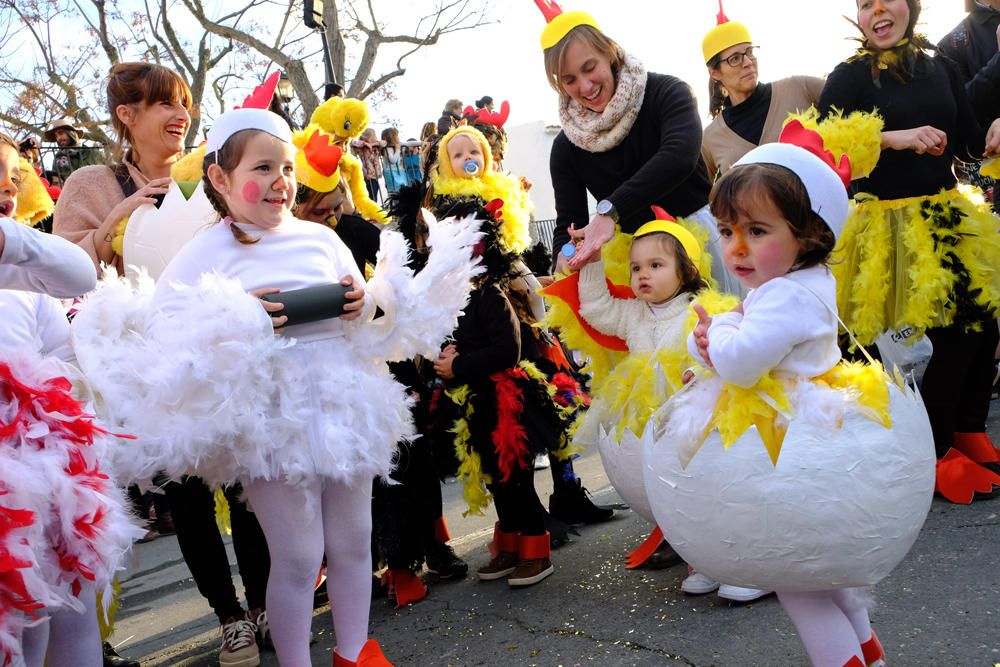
[875,327,933,383]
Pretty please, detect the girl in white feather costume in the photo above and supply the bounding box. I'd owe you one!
[0,166,142,666]
[71,110,480,666]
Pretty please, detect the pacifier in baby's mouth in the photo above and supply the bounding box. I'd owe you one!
[463,160,480,175]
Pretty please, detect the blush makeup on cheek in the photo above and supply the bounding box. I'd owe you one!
[242,181,261,203]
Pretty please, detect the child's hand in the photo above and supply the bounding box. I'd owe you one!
[434,344,458,379]
[681,369,695,385]
[692,303,713,368]
[339,276,366,321]
[249,287,288,331]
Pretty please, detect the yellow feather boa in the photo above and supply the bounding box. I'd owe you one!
[431,169,533,254]
[833,187,1000,344]
[699,361,891,465]
[787,107,884,179]
[445,385,493,517]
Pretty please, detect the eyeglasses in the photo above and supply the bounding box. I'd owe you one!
[721,45,759,68]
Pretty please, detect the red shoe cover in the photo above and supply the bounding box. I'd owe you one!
[841,657,864,667]
[518,532,551,560]
[488,522,519,558]
[953,432,1000,463]
[333,639,394,667]
[625,526,664,569]
[861,631,884,664]
[433,517,451,544]
[386,569,427,608]
[935,448,1000,504]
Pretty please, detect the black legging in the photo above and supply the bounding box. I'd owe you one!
[164,477,270,623]
[921,324,999,457]
[488,462,546,537]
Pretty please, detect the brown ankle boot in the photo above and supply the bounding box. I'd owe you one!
[508,532,554,587]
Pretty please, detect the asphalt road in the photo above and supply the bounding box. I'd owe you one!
[110,412,1000,666]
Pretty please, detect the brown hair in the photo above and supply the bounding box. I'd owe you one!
[542,25,626,99]
[706,53,727,119]
[0,132,17,153]
[631,233,708,296]
[709,163,835,269]
[107,63,192,163]
[420,122,436,142]
[293,179,347,226]
[201,129,260,245]
[381,127,400,147]
[473,122,508,163]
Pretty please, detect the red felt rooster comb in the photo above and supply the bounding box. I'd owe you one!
[778,120,852,189]
[633,207,701,263]
[237,71,281,110]
[534,0,600,50]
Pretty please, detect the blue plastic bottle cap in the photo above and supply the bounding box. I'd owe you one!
[560,242,576,258]
[463,160,480,175]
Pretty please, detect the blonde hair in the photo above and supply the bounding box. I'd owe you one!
[542,25,626,100]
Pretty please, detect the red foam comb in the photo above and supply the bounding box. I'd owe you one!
[476,101,511,128]
[779,120,852,189]
[717,0,729,24]
[650,205,676,222]
[237,71,281,110]
[534,0,564,23]
[304,130,343,177]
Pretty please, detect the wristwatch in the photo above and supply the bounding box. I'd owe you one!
[595,199,619,223]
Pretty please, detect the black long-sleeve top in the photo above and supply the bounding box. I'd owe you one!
[449,283,520,386]
[549,72,712,262]
[938,6,1000,127]
[818,54,986,200]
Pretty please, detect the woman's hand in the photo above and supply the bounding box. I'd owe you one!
[985,118,1000,158]
[434,344,458,379]
[249,287,288,331]
[339,275,366,321]
[881,127,947,156]
[567,213,615,269]
[103,178,173,228]
[691,304,714,368]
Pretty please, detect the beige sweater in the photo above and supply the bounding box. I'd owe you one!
[52,162,150,276]
[701,76,825,181]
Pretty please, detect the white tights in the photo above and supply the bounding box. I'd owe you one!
[245,476,373,667]
[777,587,872,667]
[20,584,102,667]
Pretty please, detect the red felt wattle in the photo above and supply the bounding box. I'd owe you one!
[304,130,343,177]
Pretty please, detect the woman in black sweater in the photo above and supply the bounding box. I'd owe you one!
[819,0,1000,504]
[534,4,737,290]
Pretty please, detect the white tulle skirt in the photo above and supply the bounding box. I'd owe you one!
[643,373,935,592]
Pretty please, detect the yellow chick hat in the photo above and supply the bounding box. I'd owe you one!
[436,125,495,181]
[633,206,702,263]
[534,0,601,50]
[292,125,343,193]
[702,0,752,64]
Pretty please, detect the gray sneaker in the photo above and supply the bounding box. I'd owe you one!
[219,615,260,667]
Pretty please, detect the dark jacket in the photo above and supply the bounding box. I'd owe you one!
[437,111,461,136]
[450,283,520,387]
[939,5,1000,126]
[548,72,711,265]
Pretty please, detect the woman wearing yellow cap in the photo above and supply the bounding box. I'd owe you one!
[534,0,715,279]
[700,6,824,180]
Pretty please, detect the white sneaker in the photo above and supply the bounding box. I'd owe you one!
[533,453,550,470]
[219,616,260,667]
[681,571,720,595]
[717,584,771,603]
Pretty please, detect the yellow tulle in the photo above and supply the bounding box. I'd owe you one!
[788,107,884,179]
[96,579,122,641]
[981,159,1000,180]
[431,169,533,254]
[833,187,1000,344]
[597,349,689,439]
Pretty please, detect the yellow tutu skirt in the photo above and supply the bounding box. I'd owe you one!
[833,186,1000,345]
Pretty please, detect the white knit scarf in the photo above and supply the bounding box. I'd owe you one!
[558,54,647,153]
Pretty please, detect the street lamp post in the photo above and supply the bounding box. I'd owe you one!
[303,0,344,100]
